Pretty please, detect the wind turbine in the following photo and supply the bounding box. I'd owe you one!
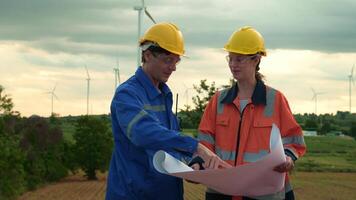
[182,83,193,106]
[113,58,121,89]
[311,88,325,115]
[85,65,91,115]
[45,83,58,116]
[348,64,355,113]
[134,0,157,67]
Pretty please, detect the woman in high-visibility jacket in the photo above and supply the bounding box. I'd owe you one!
[196,27,306,200]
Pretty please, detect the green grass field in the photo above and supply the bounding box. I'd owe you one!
[296,136,356,172]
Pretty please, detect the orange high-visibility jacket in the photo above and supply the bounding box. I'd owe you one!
[198,80,306,200]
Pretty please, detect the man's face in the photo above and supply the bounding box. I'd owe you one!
[144,51,181,85]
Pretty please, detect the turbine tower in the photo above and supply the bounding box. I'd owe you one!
[183,83,193,106]
[46,84,58,116]
[85,65,91,115]
[134,0,157,67]
[311,88,324,115]
[113,58,121,89]
[348,64,355,113]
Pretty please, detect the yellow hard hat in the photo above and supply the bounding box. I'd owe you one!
[224,26,266,56]
[139,22,185,56]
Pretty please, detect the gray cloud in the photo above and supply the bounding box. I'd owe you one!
[1,0,355,60]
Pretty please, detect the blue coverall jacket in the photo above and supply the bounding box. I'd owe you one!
[106,67,198,200]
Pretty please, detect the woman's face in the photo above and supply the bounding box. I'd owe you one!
[227,52,260,82]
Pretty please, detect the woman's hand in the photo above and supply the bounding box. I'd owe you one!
[195,143,232,169]
[273,156,294,173]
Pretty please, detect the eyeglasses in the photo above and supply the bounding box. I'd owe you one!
[225,54,258,64]
[153,53,181,65]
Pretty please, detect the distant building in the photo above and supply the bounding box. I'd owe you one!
[303,130,317,136]
[326,131,344,137]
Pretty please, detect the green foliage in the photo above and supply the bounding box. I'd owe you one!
[295,112,356,137]
[0,134,25,199]
[72,116,113,180]
[20,116,69,189]
[0,85,14,115]
[0,86,26,200]
[178,105,202,129]
[179,79,218,129]
[303,115,319,131]
[192,79,217,114]
[350,121,356,139]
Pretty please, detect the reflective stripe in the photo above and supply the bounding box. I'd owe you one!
[243,150,269,163]
[127,110,148,138]
[285,181,293,193]
[206,187,221,194]
[217,90,228,114]
[284,147,299,159]
[264,88,276,117]
[282,135,305,146]
[197,132,215,145]
[216,146,235,161]
[143,104,166,112]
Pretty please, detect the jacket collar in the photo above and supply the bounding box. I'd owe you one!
[221,80,266,105]
[135,67,171,100]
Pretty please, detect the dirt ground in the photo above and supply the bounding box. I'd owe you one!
[17,172,356,200]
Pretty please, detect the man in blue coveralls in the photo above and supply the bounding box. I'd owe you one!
[105,22,230,200]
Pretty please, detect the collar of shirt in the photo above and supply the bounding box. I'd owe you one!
[221,80,267,106]
[135,67,172,100]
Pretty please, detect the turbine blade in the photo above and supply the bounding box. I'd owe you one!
[52,83,57,92]
[351,64,355,77]
[53,94,59,100]
[310,87,316,94]
[145,9,156,24]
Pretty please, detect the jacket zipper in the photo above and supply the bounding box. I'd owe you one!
[234,103,250,166]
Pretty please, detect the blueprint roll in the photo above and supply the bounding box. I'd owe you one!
[153,150,193,174]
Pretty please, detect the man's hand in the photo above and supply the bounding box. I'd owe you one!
[273,156,294,173]
[195,143,232,169]
[191,163,200,170]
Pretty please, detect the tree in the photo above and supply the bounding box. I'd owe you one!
[179,79,218,129]
[72,116,113,180]
[192,79,217,114]
[0,85,14,115]
[350,121,356,140]
[320,120,332,135]
[0,133,25,199]
[0,85,25,199]
[20,116,68,189]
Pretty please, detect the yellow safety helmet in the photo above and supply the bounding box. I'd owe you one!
[224,26,266,56]
[139,22,185,56]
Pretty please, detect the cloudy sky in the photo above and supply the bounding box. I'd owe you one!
[0,0,356,117]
